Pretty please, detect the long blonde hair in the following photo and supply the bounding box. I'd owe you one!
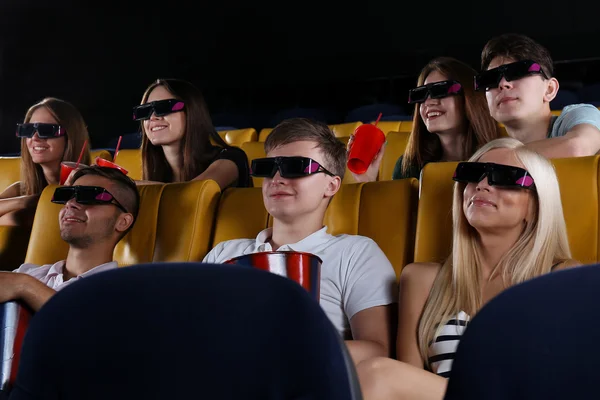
[417,137,571,365]
[20,98,91,195]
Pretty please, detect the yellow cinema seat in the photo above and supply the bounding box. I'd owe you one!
[320,180,418,278]
[0,157,21,193]
[24,185,70,265]
[258,128,273,142]
[210,187,268,248]
[25,184,166,266]
[153,180,220,262]
[379,131,410,181]
[414,155,600,265]
[217,128,258,147]
[374,121,402,136]
[329,122,362,138]
[112,149,142,181]
[0,225,31,271]
[90,150,112,162]
[398,121,413,133]
[413,161,458,264]
[113,184,165,266]
[241,142,266,187]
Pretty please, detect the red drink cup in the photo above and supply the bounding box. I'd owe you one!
[347,124,386,174]
[95,157,129,175]
[59,162,78,185]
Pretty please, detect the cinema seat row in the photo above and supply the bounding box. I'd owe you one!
[0,155,598,280]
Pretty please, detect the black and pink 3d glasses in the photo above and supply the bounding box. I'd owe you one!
[408,80,463,104]
[132,99,185,121]
[453,162,535,189]
[251,157,335,179]
[16,123,66,139]
[475,60,548,91]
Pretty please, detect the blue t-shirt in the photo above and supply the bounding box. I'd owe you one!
[549,104,600,138]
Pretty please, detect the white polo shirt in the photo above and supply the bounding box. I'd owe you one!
[14,260,118,291]
[203,226,397,338]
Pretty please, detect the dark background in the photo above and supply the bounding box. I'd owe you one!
[1,0,599,153]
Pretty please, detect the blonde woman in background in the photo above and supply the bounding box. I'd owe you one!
[357,137,579,400]
[0,98,91,225]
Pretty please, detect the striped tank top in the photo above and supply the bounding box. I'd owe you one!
[427,311,470,378]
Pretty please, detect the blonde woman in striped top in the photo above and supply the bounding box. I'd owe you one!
[357,137,580,400]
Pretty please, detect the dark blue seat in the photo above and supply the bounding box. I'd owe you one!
[444,264,600,400]
[9,263,361,400]
[344,103,407,123]
[550,89,580,110]
[107,132,142,150]
[578,83,600,105]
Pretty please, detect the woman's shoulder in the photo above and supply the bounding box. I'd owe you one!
[400,262,442,291]
[0,181,22,199]
[552,259,583,271]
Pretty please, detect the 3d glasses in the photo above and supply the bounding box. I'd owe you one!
[251,157,335,179]
[52,186,129,213]
[16,123,66,139]
[132,99,185,121]
[453,162,535,189]
[475,60,548,91]
[408,80,463,104]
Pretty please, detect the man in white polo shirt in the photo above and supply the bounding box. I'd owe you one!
[0,166,139,312]
[204,118,397,365]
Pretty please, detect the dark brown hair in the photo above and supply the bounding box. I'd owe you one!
[402,57,501,175]
[264,118,347,179]
[20,98,91,195]
[71,166,140,236]
[140,78,229,182]
[481,33,554,77]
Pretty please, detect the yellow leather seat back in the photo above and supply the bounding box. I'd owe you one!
[259,123,362,141]
[329,122,362,138]
[337,137,358,184]
[323,179,419,278]
[154,180,220,262]
[241,142,266,187]
[359,179,419,278]
[380,131,410,181]
[373,121,401,136]
[553,156,599,264]
[0,157,21,193]
[414,161,458,263]
[415,156,600,265]
[217,128,258,147]
[113,149,143,181]
[258,128,273,142]
[399,121,413,132]
[25,185,69,265]
[90,150,112,162]
[210,187,268,247]
[113,184,165,266]
[0,225,32,271]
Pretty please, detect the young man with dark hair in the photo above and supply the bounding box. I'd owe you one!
[0,166,139,311]
[204,118,397,365]
[479,33,600,157]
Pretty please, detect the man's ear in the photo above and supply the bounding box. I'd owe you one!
[544,77,559,103]
[115,213,134,235]
[324,176,342,199]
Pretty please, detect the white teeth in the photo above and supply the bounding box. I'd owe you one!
[427,112,442,118]
[151,126,167,132]
[34,147,48,151]
[65,218,83,222]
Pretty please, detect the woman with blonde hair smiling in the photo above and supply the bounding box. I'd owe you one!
[357,137,579,400]
[0,97,91,225]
